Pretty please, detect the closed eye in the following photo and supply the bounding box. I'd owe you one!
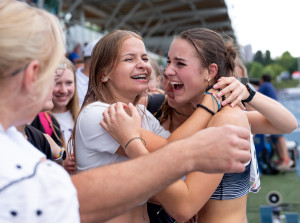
[177,62,186,66]
[124,58,133,62]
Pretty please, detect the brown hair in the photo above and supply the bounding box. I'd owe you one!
[177,28,237,84]
[82,30,143,107]
[70,30,143,156]
[158,28,237,125]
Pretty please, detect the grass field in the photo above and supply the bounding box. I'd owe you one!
[247,171,300,222]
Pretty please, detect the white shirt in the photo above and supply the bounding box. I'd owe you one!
[0,125,79,223]
[75,102,170,172]
[76,68,89,107]
[53,111,74,144]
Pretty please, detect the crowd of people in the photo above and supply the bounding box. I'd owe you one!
[0,1,298,222]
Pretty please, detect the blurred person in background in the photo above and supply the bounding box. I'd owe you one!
[76,38,100,106]
[259,74,294,171]
[51,57,79,174]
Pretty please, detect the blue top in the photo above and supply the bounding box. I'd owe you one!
[258,82,278,100]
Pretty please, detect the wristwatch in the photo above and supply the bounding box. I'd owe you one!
[54,147,67,162]
[241,83,256,106]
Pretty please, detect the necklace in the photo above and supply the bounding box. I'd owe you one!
[173,108,190,117]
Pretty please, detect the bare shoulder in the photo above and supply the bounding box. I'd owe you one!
[208,106,250,129]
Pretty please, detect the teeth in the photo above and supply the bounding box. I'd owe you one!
[132,74,147,79]
[170,81,182,85]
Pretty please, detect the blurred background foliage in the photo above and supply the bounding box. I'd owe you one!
[246,50,300,89]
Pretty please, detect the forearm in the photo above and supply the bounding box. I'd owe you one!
[247,92,297,134]
[169,94,214,141]
[154,172,222,222]
[72,139,194,223]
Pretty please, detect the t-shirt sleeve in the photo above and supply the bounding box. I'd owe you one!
[76,103,120,154]
[140,105,170,138]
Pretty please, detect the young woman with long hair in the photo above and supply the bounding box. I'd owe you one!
[101,28,297,223]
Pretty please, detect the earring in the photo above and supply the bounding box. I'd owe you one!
[102,76,108,82]
[206,78,213,91]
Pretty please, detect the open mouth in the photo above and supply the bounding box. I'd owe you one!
[131,74,147,80]
[170,81,184,90]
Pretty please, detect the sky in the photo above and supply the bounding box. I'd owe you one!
[225,0,300,59]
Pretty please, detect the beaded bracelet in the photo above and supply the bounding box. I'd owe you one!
[196,104,215,116]
[124,137,148,151]
[206,85,226,101]
[204,91,221,112]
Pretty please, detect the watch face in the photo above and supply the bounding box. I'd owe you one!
[247,83,256,93]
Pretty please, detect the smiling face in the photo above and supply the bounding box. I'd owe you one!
[165,38,210,106]
[106,37,151,104]
[52,68,75,113]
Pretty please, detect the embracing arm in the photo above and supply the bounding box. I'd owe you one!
[152,106,251,222]
[245,92,297,134]
[72,125,251,223]
[214,77,297,135]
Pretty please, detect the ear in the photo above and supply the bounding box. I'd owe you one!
[23,60,40,91]
[207,63,218,81]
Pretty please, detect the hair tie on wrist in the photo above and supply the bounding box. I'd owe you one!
[124,137,148,151]
[196,104,215,115]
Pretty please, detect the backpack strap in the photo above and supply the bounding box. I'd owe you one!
[38,112,53,136]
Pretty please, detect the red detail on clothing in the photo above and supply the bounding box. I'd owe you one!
[38,112,53,136]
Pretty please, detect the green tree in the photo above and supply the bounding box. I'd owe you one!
[275,51,297,74]
[248,62,264,78]
[262,64,285,79]
[253,51,264,64]
[264,50,273,65]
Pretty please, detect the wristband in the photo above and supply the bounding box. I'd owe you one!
[124,137,148,151]
[54,147,67,161]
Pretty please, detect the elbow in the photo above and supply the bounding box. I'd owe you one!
[286,118,298,134]
[290,120,298,133]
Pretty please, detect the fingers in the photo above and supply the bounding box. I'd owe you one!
[237,101,246,110]
[214,77,246,107]
[127,103,140,119]
[224,124,250,141]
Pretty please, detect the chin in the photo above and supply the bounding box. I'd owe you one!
[42,103,54,112]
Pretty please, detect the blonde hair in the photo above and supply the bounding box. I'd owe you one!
[58,57,80,122]
[149,57,162,78]
[0,0,65,99]
[234,56,248,78]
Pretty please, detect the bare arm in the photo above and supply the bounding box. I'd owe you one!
[72,125,251,223]
[215,77,297,134]
[101,95,249,221]
[246,92,297,134]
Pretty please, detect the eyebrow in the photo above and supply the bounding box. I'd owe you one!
[168,56,187,62]
[121,53,148,57]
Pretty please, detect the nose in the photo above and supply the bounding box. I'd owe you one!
[164,64,175,77]
[136,59,148,69]
[59,84,68,94]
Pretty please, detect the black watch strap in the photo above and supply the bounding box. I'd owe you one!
[241,83,256,106]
